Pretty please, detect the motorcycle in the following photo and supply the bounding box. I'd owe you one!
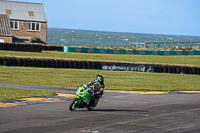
[69,84,97,111]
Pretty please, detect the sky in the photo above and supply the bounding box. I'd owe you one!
[7,0,200,36]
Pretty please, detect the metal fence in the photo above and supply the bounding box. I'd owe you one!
[129,41,200,49]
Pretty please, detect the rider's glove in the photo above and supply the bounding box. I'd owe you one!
[83,85,88,89]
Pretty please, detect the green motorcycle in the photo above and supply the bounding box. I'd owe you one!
[69,84,97,111]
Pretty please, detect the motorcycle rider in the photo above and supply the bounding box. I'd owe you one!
[84,74,105,106]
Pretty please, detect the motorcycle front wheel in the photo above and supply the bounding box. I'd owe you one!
[69,98,79,111]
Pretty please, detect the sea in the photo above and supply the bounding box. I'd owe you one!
[47,28,200,48]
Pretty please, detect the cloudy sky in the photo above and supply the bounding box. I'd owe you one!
[7,0,200,36]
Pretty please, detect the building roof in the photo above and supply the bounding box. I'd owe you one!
[0,14,12,36]
[0,0,47,22]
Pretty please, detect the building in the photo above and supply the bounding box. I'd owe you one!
[0,14,13,43]
[0,0,47,43]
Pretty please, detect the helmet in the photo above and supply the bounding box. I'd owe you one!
[96,74,104,84]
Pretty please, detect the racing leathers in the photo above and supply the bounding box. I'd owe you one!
[84,80,105,106]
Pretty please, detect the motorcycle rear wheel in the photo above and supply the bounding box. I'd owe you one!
[69,98,78,111]
[87,104,96,111]
[87,106,94,111]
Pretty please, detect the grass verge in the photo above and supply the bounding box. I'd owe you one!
[0,50,200,66]
[0,66,199,91]
[1,50,199,100]
[0,86,57,101]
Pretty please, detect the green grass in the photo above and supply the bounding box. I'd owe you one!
[0,50,200,66]
[0,66,199,91]
[0,86,57,101]
[1,50,200,100]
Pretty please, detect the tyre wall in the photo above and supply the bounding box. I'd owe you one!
[42,45,63,51]
[0,57,199,75]
[0,43,42,52]
[0,43,64,52]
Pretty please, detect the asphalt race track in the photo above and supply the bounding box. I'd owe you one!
[0,83,200,133]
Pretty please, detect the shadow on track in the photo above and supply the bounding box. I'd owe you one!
[78,109,149,112]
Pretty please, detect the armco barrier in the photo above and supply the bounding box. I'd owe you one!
[2,43,199,55]
[63,46,200,55]
[0,56,199,75]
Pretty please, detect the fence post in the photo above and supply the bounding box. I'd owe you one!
[164,42,166,49]
[171,42,173,48]
[191,42,192,47]
[185,42,186,47]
